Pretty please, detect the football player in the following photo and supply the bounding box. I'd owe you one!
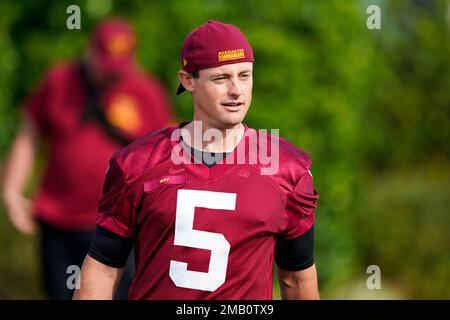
[74,20,319,300]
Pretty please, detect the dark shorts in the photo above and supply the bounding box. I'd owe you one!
[39,220,134,300]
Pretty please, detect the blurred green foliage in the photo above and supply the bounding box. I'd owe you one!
[0,0,448,299]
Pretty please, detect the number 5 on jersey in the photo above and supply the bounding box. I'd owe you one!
[169,189,236,291]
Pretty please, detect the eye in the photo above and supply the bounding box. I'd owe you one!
[213,76,226,81]
[240,73,250,79]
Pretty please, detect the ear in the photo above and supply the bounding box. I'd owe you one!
[178,70,195,93]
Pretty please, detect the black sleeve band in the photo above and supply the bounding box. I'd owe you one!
[275,226,315,271]
[87,226,134,268]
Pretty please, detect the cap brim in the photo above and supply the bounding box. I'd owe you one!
[176,82,186,95]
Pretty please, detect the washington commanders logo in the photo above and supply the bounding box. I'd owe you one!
[217,48,245,62]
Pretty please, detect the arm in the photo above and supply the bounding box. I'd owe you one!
[73,255,124,300]
[73,226,134,300]
[277,264,319,300]
[2,116,39,234]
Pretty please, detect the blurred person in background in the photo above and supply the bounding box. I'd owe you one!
[1,17,174,299]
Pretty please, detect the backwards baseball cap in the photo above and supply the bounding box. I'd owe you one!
[90,18,136,75]
[176,20,254,95]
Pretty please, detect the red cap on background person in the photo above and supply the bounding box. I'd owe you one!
[90,18,136,76]
[176,20,254,95]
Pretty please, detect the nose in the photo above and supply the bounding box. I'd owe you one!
[228,78,243,98]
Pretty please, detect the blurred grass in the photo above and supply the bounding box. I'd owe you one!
[0,209,44,299]
[353,165,450,299]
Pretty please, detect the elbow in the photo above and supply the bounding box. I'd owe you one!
[277,265,320,300]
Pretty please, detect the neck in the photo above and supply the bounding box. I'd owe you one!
[182,119,245,153]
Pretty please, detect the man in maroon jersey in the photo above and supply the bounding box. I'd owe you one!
[74,20,319,300]
[2,18,174,299]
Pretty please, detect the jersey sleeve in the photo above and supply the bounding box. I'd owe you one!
[96,156,137,238]
[281,168,319,240]
[88,225,134,268]
[275,226,315,271]
[23,71,51,135]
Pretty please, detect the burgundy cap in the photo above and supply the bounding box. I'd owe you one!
[90,18,136,75]
[177,20,254,95]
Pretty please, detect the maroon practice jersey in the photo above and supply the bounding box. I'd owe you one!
[97,124,318,299]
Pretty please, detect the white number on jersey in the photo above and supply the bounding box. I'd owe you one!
[169,189,236,292]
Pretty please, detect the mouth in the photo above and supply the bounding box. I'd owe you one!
[221,102,244,111]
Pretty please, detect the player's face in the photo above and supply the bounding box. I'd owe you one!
[87,51,123,87]
[191,62,253,129]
